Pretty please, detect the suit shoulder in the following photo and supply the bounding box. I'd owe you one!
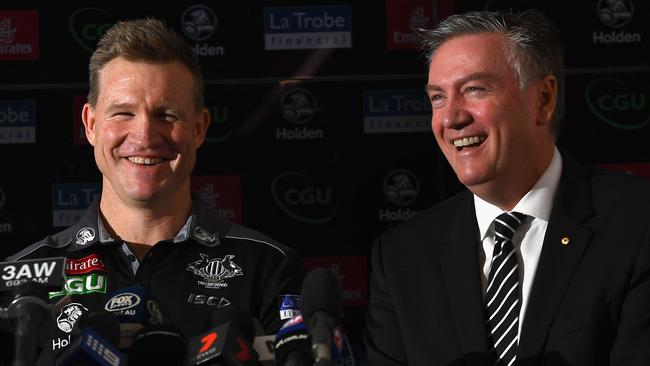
[589,167,650,205]
[6,227,76,261]
[379,190,469,242]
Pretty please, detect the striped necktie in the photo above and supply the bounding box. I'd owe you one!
[486,211,526,366]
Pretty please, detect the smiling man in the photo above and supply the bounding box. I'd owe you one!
[363,10,650,366]
[5,18,304,364]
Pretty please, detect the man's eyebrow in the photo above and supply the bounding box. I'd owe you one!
[425,72,496,92]
[104,102,134,114]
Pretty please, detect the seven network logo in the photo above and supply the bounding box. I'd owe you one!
[593,0,641,44]
[181,4,224,56]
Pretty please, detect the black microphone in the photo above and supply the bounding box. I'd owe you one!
[1,279,72,366]
[127,323,187,365]
[185,305,259,365]
[75,311,121,348]
[300,268,343,366]
[273,315,312,366]
[103,286,163,351]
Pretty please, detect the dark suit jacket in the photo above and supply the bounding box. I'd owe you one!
[363,153,650,366]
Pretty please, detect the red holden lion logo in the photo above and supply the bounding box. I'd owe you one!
[186,254,243,289]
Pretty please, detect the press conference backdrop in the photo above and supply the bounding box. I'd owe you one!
[1,0,649,349]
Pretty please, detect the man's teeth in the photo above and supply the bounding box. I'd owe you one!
[453,136,486,148]
[127,157,163,165]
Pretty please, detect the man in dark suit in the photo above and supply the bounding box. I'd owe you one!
[363,9,650,366]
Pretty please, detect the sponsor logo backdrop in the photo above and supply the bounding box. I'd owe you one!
[1,0,649,349]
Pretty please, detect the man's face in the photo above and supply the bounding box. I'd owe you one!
[426,33,553,202]
[82,58,210,206]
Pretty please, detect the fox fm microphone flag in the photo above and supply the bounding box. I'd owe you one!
[102,286,164,350]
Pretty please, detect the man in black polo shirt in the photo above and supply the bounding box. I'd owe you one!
[3,18,304,364]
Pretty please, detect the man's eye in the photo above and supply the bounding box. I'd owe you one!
[464,86,485,94]
[164,114,180,122]
[113,112,133,117]
[430,94,445,108]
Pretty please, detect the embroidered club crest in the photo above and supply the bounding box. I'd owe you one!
[186,254,243,289]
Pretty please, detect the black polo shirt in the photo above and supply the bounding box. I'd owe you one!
[4,197,305,364]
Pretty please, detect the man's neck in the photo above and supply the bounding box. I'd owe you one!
[99,191,193,247]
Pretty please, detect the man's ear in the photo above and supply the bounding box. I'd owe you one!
[194,107,211,148]
[536,74,558,127]
[81,103,97,146]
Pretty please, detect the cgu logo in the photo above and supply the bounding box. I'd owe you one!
[271,172,336,224]
[48,274,107,299]
[585,78,648,130]
[105,293,140,312]
[205,105,232,143]
[69,8,114,53]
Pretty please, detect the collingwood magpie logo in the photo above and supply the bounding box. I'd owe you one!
[75,227,95,245]
[186,254,243,289]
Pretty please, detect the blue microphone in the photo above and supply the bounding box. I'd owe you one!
[103,286,163,350]
[55,325,125,366]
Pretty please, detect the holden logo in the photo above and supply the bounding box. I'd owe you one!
[597,0,634,29]
[182,4,218,41]
[383,169,420,206]
[280,88,317,125]
[585,78,648,130]
[271,172,336,224]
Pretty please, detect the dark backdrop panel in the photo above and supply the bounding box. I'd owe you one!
[1,0,649,351]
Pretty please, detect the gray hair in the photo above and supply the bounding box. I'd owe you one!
[419,10,565,137]
[88,18,204,110]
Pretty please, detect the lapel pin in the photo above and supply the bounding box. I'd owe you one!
[561,237,570,246]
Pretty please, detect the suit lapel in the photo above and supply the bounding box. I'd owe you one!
[518,154,595,358]
[439,192,492,355]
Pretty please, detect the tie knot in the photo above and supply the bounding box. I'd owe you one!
[494,212,526,243]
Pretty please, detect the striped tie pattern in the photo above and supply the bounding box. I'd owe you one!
[486,212,526,366]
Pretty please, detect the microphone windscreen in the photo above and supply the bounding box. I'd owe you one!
[78,311,120,347]
[127,324,187,366]
[273,315,312,366]
[300,268,342,324]
[211,304,255,342]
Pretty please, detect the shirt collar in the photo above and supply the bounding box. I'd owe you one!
[474,146,563,240]
[93,195,220,247]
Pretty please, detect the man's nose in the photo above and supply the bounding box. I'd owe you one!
[130,113,164,147]
[440,97,472,129]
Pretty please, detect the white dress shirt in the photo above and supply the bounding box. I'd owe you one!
[474,146,563,336]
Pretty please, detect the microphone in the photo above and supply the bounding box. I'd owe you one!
[103,286,163,350]
[75,311,121,348]
[273,315,312,366]
[0,257,67,293]
[1,280,71,366]
[54,326,126,366]
[300,268,343,366]
[127,323,187,365]
[185,305,259,365]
